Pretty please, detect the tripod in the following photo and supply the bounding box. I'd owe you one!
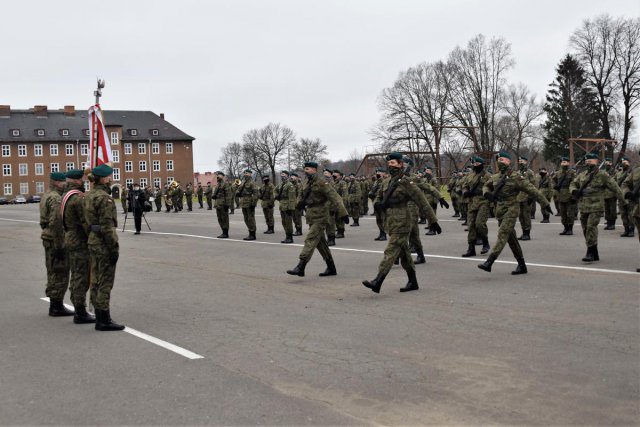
[122,193,151,233]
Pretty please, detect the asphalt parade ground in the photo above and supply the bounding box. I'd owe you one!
[0,203,638,425]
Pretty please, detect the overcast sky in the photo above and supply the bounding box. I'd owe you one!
[2,0,638,172]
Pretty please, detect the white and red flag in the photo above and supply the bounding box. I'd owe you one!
[87,104,112,167]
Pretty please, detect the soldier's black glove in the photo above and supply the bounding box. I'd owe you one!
[571,190,581,199]
[374,202,384,211]
[428,222,442,234]
[439,198,450,209]
[109,251,119,265]
[543,205,554,216]
[624,192,635,201]
[483,192,495,202]
[296,201,305,211]
[342,215,350,224]
[53,248,65,261]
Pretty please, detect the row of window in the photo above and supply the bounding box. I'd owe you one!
[2,159,174,177]
[7,129,161,138]
[3,177,175,196]
[2,142,174,157]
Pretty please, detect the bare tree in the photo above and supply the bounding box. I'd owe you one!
[217,142,245,179]
[499,83,544,155]
[256,123,296,181]
[290,137,329,170]
[614,17,640,157]
[241,129,268,179]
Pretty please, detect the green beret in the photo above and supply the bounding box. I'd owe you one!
[471,156,484,164]
[50,172,66,182]
[498,151,512,160]
[304,161,319,169]
[290,172,299,177]
[620,156,629,162]
[349,173,355,177]
[65,169,84,179]
[385,152,403,161]
[333,169,342,175]
[424,165,433,170]
[402,156,414,166]
[243,169,253,174]
[584,152,599,160]
[281,170,290,175]
[92,164,113,177]
[519,156,528,161]
[560,156,569,162]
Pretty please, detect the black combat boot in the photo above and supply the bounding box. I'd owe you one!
[461,243,476,257]
[415,248,426,264]
[394,257,400,265]
[604,220,615,230]
[286,259,307,277]
[418,218,427,224]
[511,258,528,275]
[518,230,531,241]
[217,229,229,239]
[374,231,384,241]
[461,219,468,226]
[566,224,574,235]
[264,226,274,234]
[478,253,498,272]
[294,228,303,236]
[629,226,635,237]
[399,269,419,292]
[425,226,436,236]
[49,299,75,317]
[95,309,125,331]
[480,236,491,254]
[377,232,387,241]
[581,246,595,262]
[592,245,599,261]
[281,234,293,244]
[559,224,569,235]
[319,258,337,277]
[541,214,550,223]
[73,305,96,324]
[335,231,344,239]
[452,211,460,217]
[243,231,256,241]
[362,272,386,293]
[327,235,336,246]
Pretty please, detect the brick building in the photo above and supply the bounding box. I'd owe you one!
[0,105,194,199]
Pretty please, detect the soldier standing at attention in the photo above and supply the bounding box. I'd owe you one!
[448,172,461,217]
[362,153,440,294]
[347,173,362,226]
[602,158,618,230]
[322,169,338,246]
[332,170,348,238]
[570,153,627,263]
[196,183,204,209]
[461,156,491,257]
[360,176,370,216]
[537,168,554,223]
[516,156,536,241]
[40,172,73,317]
[370,169,387,241]
[291,173,304,236]
[286,162,348,278]
[84,164,124,331]
[478,152,553,275]
[260,174,275,234]
[275,171,297,243]
[552,157,577,235]
[61,169,95,324]
[120,186,128,214]
[621,156,640,272]
[153,186,162,212]
[184,183,194,211]
[213,172,233,238]
[205,181,213,210]
[617,156,636,237]
[231,179,240,215]
[237,169,259,240]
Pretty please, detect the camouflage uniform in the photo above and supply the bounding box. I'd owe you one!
[333,176,348,237]
[370,175,386,239]
[40,182,70,305]
[120,187,128,214]
[602,166,618,228]
[461,168,492,255]
[259,179,275,233]
[196,184,204,208]
[360,177,370,215]
[448,174,461,216]
[275,176,297,242]
[536,172,554,222]
[153,187,162,212]
[184,184,193,211]
[347,177,362,225]
[237,176,259,239]
[213,178,234,237]
[621,165,640,271]
[204,183,213,210]
[323,173,338,244]
[291,177,304,234]
[616,165,635,236]
[62,182,90,310]
[516,167,536,239]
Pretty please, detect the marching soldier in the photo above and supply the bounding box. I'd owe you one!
[570,153,627,263]
[291,173,304,235]
[205,181,213,210]
[61,169,94,323]
[213,172,234,238]
[286,162,348,278]
[621,157,640,272]
[347,173,362,226]
[163,184,172,212]
[537,168,554,223]
[184,183,194,211]
[40,172,73,316]
[175,181,184,211]
[321,169,338,246]
[332,170,348,238]
[552,157,577,235]
[153,186,163,212]
[457,169,469,224]
[363,153,441,294]
[120,186,128,214]
[84,164,124,331]
[617,156,636,237]
[478,152,553,274]
[448,171,461,217]
[370,168,387,241]
[237,169,259,240]
[260,174,275,234]
[360,176,370,215]
[516,156,536,241]
[461,156,491,257]
[420,168,449,236]
[196,183,204,209]
[422,166,440,220]
[275,171,297,243]
[602,158,618,230]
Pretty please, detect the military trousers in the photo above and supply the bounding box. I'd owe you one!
[299,222,332,263]
[379,233,414,276]
[120,198,127,213]
[198,195,203,208]
[408,208,422,251]
[361,198,368,215]
[349,202,360,221]
[263,207,274,228]
[216,207,230,231]
[559,200,577,225]
[326,211,336,236]
[518,201,531,232]
[186,196,193,210]
[280,209,294,235]
[460,201,468,219]
[467,203,489,244]
[43,240,70,300]
[334,211,345,233]
[451,194,460,214]
[619,200,634,227]
[375,209,385,233]
[580,211,602,247]
[242,206,256,232]
[530,200,537,218]
[88,245,117,311]
[293,209,303,230]
[206,197,213,209]
[68,248,90,307]
[154,199,162,212]
[490,206,524,260]
[604,198,617,222]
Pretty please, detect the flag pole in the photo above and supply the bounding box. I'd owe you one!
[92,79,105,168]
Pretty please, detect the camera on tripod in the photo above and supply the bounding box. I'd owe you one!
[123,183,152,234]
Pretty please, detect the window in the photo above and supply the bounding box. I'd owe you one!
[113,168,120,181]
[50,144,58,156]
[124,161,132,172]
[139,161,147,172]
[61,129,69,136]
[36,129,45,137]
[124,143,132,155]
[65,162,74,171]
[110,132,119,145]
[35,163,44,175]
[125,178,134,187]
[83,181,90,191]
[3,164,11,176]
[166,177,174,184]
[112,150,119,163]
[65,144,74,156]
[34,144,43,156]
[2,145,9,157]
[19,163,27,176]
[80,144,88,156]
[153,160,160,171]
[130,129,138,136]
[152,142,159,154]
[153,177,161,188]
[11,129,20,137]
[18,145,27,157]
[166,143,173,154]
[84,129,90,136]
[138,143,146,154]
[151,129,159,136]
[140,178,148,187]
[20,183,28,195]
[166,160,174,171]
[3,183,12,195]
[80,162,88,170]
[50,163,59,173]
[36,182,45,193]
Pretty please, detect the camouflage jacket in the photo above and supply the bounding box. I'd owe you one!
[483,169,550,218]
[213,180,234,209]
[462,169,492,210]
[375,173,433,234]
[185,186,194,197]
[347,180,362,204]
[536,174,554,201]
[84,183,118,251]
[333,179,348,201]
[516,168,536,202]
[259,182,275,209]
[39,185,64,247]
[236,177,259,208]
[551,168,576,203]
[274,180,297,211]
[569,169,626,213]
[615,168,633,189]
[602,169,616,199]
[423,176,439,204]
[360,180,370,201]
[621,166,640,218]
[204,185,213,199]
[298,174,347,225]
[196,186,204,197]
[369,177,383,200]
[62,182,88,251]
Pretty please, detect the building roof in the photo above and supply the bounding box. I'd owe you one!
[0,108,194,143]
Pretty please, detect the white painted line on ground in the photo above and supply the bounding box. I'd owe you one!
[40,297,204,360]
[0,218,39,224]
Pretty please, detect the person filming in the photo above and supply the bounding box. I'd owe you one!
[128,183,147,235]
